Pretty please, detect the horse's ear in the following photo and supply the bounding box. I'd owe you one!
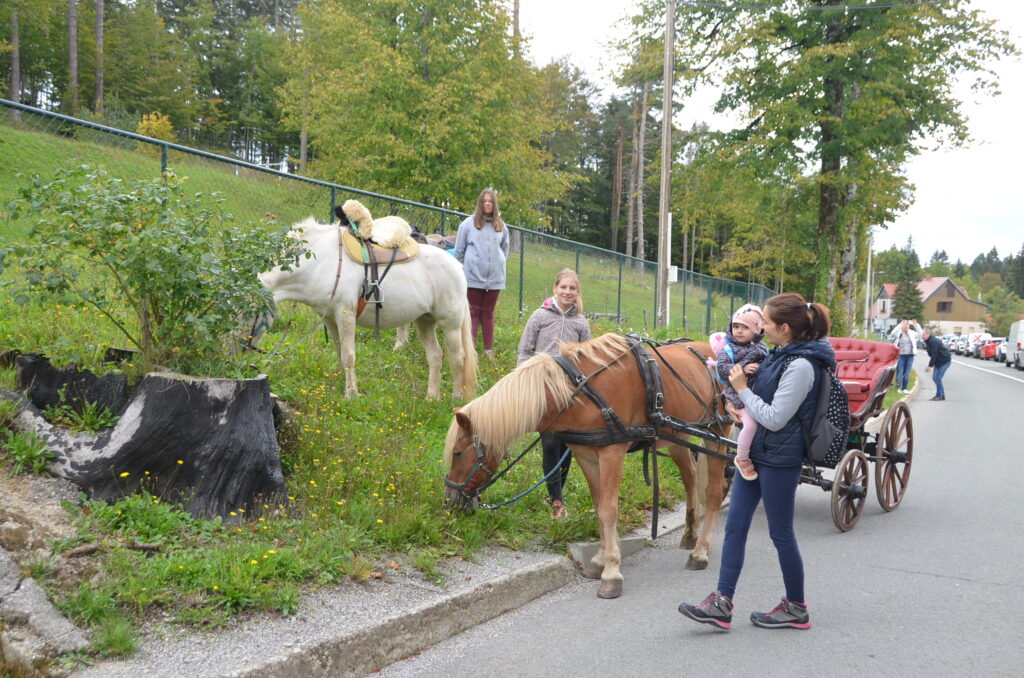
[454,409,472,433]
[334,205,350,227]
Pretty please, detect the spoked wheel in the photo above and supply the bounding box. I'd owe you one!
[875,400,914,511]
[831,449,869,532]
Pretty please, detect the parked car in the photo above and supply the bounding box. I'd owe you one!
[968,332,992,358]
[1007,320,1024,368]
[981,338,1003,360]
[996,338,1008,363]
[955,336,970,355]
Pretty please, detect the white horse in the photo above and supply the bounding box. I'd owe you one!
[258,217,477,400]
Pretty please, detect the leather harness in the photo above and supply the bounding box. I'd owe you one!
[550,335,736,538]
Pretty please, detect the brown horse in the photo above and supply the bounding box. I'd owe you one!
[443,333,731,599]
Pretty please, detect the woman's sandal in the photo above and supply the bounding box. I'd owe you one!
[550,499,568,520]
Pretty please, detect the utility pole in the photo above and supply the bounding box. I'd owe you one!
[656,1,675,328]
[864,233,873,336]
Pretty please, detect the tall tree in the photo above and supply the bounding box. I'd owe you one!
[67,0,78,113]
[93,0,103,115]
[642,0,1015,333]
[279,0,566,219]
[892,238,924,322]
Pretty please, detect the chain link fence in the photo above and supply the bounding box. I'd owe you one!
[1,99,774,336]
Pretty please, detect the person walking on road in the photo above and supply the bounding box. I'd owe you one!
[921,327,951,401]
[678,293,835,631]
[888,319,921,394]
[455,188,510,359]
[516,269,592,519]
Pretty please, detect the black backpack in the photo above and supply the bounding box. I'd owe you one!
[785,356,851,467]
[806,364,851,467]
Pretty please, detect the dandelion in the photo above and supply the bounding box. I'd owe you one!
[177,460,184,465]
[119,472,130,478]
[213,585,219,591]
[250,560,258,565]
[376,519,383,524]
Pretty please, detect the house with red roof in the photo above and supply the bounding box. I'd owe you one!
[870,276,988,336]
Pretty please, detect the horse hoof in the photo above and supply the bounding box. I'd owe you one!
[597,580,622,599]
[579,563,604,580]
[685,555,709,570]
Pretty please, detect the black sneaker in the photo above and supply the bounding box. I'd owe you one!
[678,591,733,630]
[750,598,810,629]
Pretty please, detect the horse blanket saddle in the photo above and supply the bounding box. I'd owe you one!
[341,229,420,264]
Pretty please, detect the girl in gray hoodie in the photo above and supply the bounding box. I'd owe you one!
[516,269,592,518]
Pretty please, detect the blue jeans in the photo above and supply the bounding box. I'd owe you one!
[932,361,950,398]
[896,354,915,390]
[716,464,805,603]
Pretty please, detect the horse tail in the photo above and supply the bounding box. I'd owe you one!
[460,301,478,399]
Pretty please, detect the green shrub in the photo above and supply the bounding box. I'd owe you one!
[1,165,305,372]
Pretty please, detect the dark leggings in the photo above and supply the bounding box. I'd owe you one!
[716,463,804,603]
[466,287,501,351]
[541,432,572,503]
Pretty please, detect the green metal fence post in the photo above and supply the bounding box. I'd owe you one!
[329,187,337,223]
[518,230,526,315]
[161,144,168,174]
[682,270,687,335]
[705,282,713,336]
[617,256,624,322]
[575,243,581,274]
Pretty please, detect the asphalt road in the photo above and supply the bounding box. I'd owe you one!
[378,352,1024,678]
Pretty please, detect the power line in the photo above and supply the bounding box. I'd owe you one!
[676,1,935,11]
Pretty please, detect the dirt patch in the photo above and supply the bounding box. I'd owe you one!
[0,469,82,569]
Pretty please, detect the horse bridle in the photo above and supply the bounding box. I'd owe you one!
[443,435,495,503]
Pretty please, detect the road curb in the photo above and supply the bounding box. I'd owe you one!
[220,556,577,678]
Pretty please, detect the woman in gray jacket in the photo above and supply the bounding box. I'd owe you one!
[454,189,510,358]
[517,269,592,518]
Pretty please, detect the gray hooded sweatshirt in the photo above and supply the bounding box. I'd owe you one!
[517,297,592,367]
[454,216,510,290]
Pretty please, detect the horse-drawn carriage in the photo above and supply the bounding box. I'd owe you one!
[443,332,912,598]
[806,337,912,532]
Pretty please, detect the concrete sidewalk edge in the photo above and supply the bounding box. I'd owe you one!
[222,556,577,678]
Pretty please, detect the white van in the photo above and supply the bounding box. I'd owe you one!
[1007,320,1024,368]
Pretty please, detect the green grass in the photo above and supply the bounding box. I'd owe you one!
[0,113,759,650]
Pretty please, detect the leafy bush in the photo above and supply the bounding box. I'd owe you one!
[135,111,176,157]
[2,165,305,372]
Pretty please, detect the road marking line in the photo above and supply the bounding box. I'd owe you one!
[950,359,1024,384]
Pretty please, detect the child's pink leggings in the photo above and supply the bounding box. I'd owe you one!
[736,407,758,455]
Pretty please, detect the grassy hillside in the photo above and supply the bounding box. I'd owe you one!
[1,116,706,656]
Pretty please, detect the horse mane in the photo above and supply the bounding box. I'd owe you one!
[443,333,632,466]
[285,216,332,240]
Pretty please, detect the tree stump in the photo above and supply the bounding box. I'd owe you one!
[1,372,285,523]
[14,353,129,416]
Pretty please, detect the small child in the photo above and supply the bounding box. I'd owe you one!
[716,304,769,481]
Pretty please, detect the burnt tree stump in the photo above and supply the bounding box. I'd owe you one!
[0,372,285,522]
[15,353,129,416]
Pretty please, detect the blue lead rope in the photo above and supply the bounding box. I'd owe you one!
[480,445,572,511]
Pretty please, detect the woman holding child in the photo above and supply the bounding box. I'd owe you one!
[679,293,835,631]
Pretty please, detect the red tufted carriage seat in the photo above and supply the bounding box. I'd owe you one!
[828,337,899,424]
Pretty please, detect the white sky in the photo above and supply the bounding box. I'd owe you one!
[519,0,1024,266]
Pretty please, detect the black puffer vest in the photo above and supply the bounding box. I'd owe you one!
[749,339,836,469]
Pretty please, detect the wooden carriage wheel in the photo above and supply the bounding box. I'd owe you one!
[875,400,914,511]
[831,449,869,532]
